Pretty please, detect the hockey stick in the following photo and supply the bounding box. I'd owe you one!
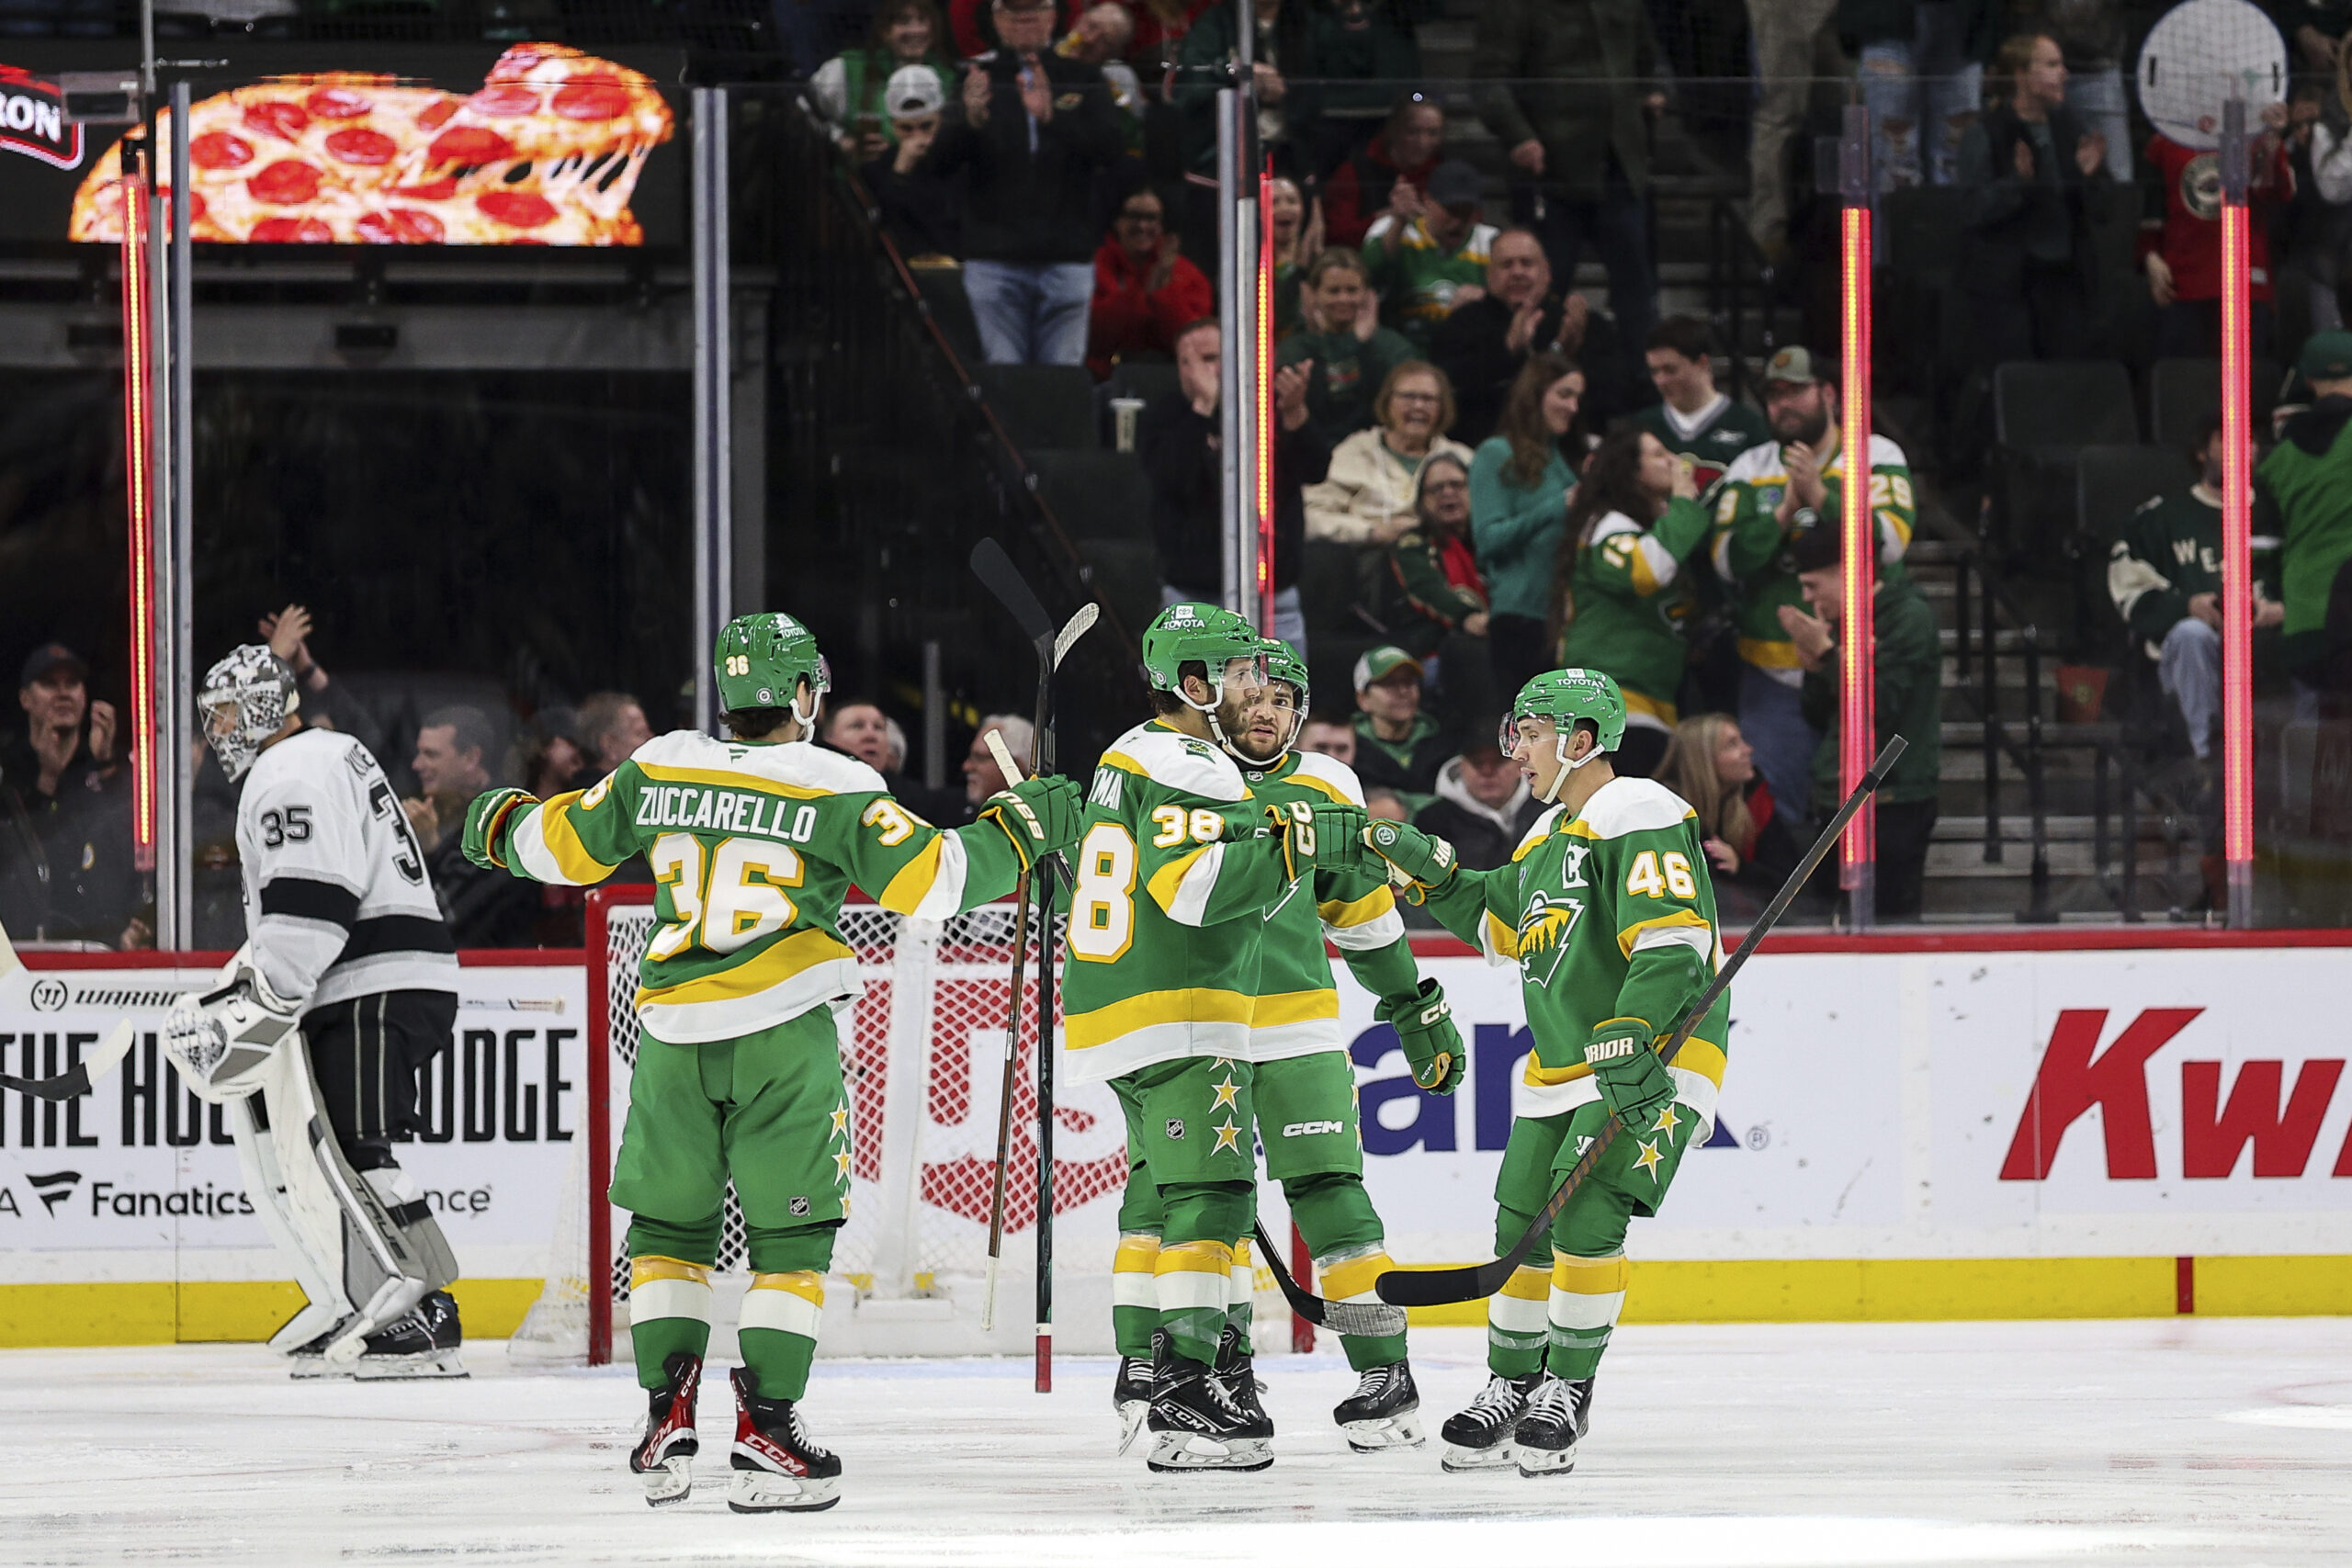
[0,920,194,1099]
[1374,736,1910,1309]
[1248,1221,1407,1337]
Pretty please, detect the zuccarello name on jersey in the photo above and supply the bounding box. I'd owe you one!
[626,782,824,842]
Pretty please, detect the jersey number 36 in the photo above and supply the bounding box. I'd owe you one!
[647,831,806,960]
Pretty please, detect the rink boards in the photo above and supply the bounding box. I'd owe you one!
[2,934,2349,1346]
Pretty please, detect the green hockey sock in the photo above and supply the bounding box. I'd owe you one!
[1284,1172,1403,1370]
[1544,1251,1629,1381]
[1154,1238,1231,1366]
[1485,1206,1547,1378]
[623,1214,722,1390]
[1113,1231,1161,1359]
[1226,1236,1254,1355]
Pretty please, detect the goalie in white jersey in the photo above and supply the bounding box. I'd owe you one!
[166,645,467,1377]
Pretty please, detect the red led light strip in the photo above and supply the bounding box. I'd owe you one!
[120,173,157,870]
[1838,205,1875,887]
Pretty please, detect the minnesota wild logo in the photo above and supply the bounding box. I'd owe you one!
[1516,890,1583,986]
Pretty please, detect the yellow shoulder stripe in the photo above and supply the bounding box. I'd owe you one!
[1144,843,1210,913]
[1100,749,1150,777]
[533,797,620,883]
[1617,907,1714,959]
[1317,885,1396,928]
[1281,770,1354,806]
[875,836,946,917]
[1483,908,1521,960]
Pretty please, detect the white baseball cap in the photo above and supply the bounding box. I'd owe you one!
[885,65,944,120]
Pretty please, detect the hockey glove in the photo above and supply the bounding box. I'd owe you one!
[164,964,299,1105]
[1264,800,1318,882]
[1362,820,1458,901]
[1377,977,1463,1095]
[978,773,1084,872]
[1584,1017,1676,1128]
[1306,803,1369,874]
[462,787,538,871]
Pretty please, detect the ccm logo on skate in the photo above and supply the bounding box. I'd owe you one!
[1281,1121,1343,1138]
[2002,1008,2352,1180]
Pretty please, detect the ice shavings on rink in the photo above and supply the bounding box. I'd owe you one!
[1,1321,2346,1567]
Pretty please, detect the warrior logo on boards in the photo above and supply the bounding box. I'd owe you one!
[1515,891,1583,987]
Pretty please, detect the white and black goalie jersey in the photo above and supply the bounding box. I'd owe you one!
[236,728,458,1010]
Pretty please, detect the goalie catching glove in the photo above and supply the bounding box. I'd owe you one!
[978,774,1084,872]
[1376,977,1463,1095]
[461,786,538,872]
[1583,1017,1676,1127]
[1362,820,1457,901]
[164,961,300,1104]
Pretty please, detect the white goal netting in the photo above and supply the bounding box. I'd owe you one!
[510,888,1156,1364]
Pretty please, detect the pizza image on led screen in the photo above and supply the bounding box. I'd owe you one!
[68,42,673,245]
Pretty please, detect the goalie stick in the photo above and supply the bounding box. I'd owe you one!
[1374,736,1910,1310]
[970,538,1096,1391]
[0,921,195,1099]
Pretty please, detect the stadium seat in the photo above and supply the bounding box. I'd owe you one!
[976,366,1098,452]
[2148,356,2283,447]
[1075,539,1165,639]
[910,266,984,367]
[1994,360,2139,542]
[1027,449,1151,543]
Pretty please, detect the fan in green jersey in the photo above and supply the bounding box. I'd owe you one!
[1065,603,1361,1472]
[460,612,1081,1513]
[1105,637,1462,1456]
[1348,667,1729,1480]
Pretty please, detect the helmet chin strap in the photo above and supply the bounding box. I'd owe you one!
[1536,729,1610,805]
[789,681,823,733]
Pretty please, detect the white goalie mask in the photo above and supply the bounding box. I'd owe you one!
[198,644,300,781]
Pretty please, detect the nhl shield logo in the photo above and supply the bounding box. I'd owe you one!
[789,1195,810,1217]
[1166,1118,1185,1141]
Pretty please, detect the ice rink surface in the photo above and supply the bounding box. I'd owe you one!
[2,1320,2347,1567]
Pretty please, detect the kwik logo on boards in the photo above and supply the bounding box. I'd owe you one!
[0,66,79,170]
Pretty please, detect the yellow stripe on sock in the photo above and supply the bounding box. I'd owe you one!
[1317,1250,1396,1303]
[740,1271,823,1338]
[1553,1251,1632,1295]
[1114,1235,1164,1273]
[630,1255,713,1288]
[749,1269,825,1306]
[1498,1263,1551,1302]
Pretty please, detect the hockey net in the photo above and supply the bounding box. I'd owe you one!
[513,884,1165,1364]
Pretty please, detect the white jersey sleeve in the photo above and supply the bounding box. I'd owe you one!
[236,729,458,1010]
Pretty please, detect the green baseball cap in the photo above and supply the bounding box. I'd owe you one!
[1763,344,1823,386]
[2299,331,2352,382]
[1352,646,1423,690]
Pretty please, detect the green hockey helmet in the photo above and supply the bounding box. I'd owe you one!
[1140,602,1265,703]
[715,611,830,726]
[1504,667,1627,802]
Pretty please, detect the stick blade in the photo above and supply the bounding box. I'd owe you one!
[1317,1298,1410,1337]
[1374,1261,1500,1309]
[1051,603,1098,669]
[970,538,1056,645]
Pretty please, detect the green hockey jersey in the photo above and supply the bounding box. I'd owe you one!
[1556,497,1712,727]
[1424,775,1728,1131]
[1620,393,1772,494]
[1710,432,1915,682]
[487,730,1023,1043]
[1060,720,1300,1084]
[1235,750,1420,1060]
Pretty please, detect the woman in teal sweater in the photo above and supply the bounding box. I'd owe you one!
[1471,351,1584,694]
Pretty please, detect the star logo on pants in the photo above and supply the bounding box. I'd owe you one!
[834,1147,853,1181]
[1647,1103,1681,1138]
[1633,1137,1665,1180]
[1211,1075,1239,1111]
[830,1100,850,1139]
[1212,1118,1242,1155]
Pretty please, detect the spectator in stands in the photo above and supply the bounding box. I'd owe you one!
[1277,248,1418,448]
[1364,785,1409,821]
[1471,0,1665,358]
[413,705,537,946]
[1851,0,1989,196]
[962,714,1039,806]
[1623,316,1770,492]
[1299,714,1357,766]
[925,0,1125,366]
[1363,160,1499,354]
[409,705,502,852]
[1058,4,1141,119]
[516,707,584,803]
[2038,0,2131,182]
[259,603,379,755]
[1350,645,1452,807]
[2258,331,2352,705]
[2143,105,2292,359]
[1414,721,1544,870]
[1141,318,1329,650]
[1267,176,1323,336]
[809,0,959,161]
[1432,227,1625,446]
[1378,454,1493,718]
[1710,345,1916,819]
[1323,89,1446,250]
[1305,360,1475,548]
[784,0,891,76]
[1,642,143,948]
[1086,184,1213,378]
[862,68,963,263]
[1953,33,2114,367]
[1551,425,1707,778]
[1746,0,1841,260]
[1471,351,1583,695]
[1175,0,1324,178]
[824,699,968,822]
[2113,415,2284,761]
[1656,712,1803,919]
[577,691,654,782]
[2273,79,2352,344]
[1310,0,1427,170]
[948,0,1078,57]
[1782,524,1942,919]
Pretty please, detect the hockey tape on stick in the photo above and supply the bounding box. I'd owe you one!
[1374,736,1909,1309]
[1250,1221,1407,1337]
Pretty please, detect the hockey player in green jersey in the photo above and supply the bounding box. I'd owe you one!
[1064,603,1361,1472]
[459,613,1080,1512]
[1350,668,1728,1478]
[1106,637,1463,1456]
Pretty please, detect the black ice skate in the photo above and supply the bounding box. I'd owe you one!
[629,1351,702,1506]
[1211,1325,1271,1430]
[1332,1359,1423,1451]
[727,1366,842,1513]
[1511,1374,1595,1476]
[350,1290,466,1380]
[1439,1371,1543,1472]
[1114,1341,1157,1457]
[1145,1348,1273,1473]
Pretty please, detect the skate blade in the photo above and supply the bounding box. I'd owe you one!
[1514,1444,1578,1477]
[351,1349,468,1381]
[727,1469,841,1513]
[1144,1432,1273,1472]
[1341,1412,1425,1452]
[1115,1399,1148,1458]
[637,1455,694,1507]
[1440,1439,1518,1472]
[285,1359,350,1382]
